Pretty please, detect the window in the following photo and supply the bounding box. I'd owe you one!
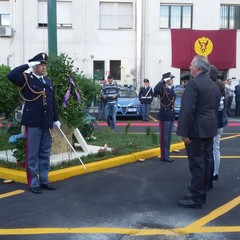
[110,60,121,80]
[160,4,192,29]
[120,89,137,98]
[220,5,240,29]
[0,14,10,26]
[99,2,133,29]
[93,61,105,81]
[38,0,72,28]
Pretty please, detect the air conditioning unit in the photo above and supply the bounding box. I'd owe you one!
[0,26,13,37]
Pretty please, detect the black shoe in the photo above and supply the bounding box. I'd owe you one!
[40,184,56,190]
[184,193,192,199]
[184,193,206,204]
[178,199,202,209]
[160,158,174,163]
[212,174,219,181]
[31,187,42,194]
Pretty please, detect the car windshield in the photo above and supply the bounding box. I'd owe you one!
[120,89,138,98]
[174,88,184,97]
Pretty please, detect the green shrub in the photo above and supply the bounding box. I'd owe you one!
[0,65,21,119]
[47,53,100,129]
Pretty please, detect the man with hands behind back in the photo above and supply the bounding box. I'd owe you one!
[7,52,61,194]
[176,55,220,208]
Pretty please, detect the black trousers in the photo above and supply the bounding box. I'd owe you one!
[185,137,213,204]
[235,100,240,116]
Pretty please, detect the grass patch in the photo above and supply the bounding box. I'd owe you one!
[0,132,11,151]
[0,128,182,171]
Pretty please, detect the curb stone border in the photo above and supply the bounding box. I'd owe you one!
[0,142,185,184]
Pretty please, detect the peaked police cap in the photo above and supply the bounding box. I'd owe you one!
[162,72,175,81]
[28,52,48,63]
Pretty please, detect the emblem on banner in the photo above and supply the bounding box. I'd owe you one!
[194,37,213,57]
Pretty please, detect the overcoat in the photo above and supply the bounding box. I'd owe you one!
[177,72,220,138]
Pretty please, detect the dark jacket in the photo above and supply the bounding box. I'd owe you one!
[7,64,59,129]
[139,86,153,104]
[235,85,240,102]
[154,81,176,121]
[177,72,220,138]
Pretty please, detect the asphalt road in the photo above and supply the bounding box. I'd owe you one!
[0,117,240,240]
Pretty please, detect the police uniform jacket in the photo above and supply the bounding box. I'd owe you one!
[154,81,176,121]
[7,64,59,129]
[139,86,153,104]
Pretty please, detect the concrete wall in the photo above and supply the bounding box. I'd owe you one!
[0,0,239,88]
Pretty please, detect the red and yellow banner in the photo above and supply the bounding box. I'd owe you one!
[171,29,237,70]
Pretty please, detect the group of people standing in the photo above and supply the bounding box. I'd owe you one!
[6,52,230,209]
[148,55,228,209]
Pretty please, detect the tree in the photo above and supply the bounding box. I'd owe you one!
[47,53,100,129]
[47,53,101,154]
[0,65,21,119]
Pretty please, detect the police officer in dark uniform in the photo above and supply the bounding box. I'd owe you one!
[7,52,61,194]
[139,78,154,121]
[154,72,176,162]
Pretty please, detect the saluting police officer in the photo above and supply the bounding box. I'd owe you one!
[7,52,61,194]
[154,72,176,163]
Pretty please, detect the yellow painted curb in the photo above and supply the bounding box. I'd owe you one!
[0,142,185,184]
[0,167,26,184]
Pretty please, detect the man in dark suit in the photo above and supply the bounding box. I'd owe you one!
[154,72,176,162]
[7,52,60,194]
[234,80,240,117]
[177,55,220,208]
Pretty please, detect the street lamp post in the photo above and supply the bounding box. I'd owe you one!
[48,0,57,56]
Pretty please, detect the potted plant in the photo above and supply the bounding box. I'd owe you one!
[9,132,26,168]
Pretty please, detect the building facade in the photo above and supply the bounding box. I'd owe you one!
[0,0,240,88]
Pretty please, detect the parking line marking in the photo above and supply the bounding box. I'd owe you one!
[220,134,240,140]
[184,196,240,233]
[0,227,180,236]
[172,155,240,159]
[0,197,240,236]
[0,133,239,236]
[149,115,158,122]
[0,190,25,199]
[186,226,240,234]
[0,225,240,236]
